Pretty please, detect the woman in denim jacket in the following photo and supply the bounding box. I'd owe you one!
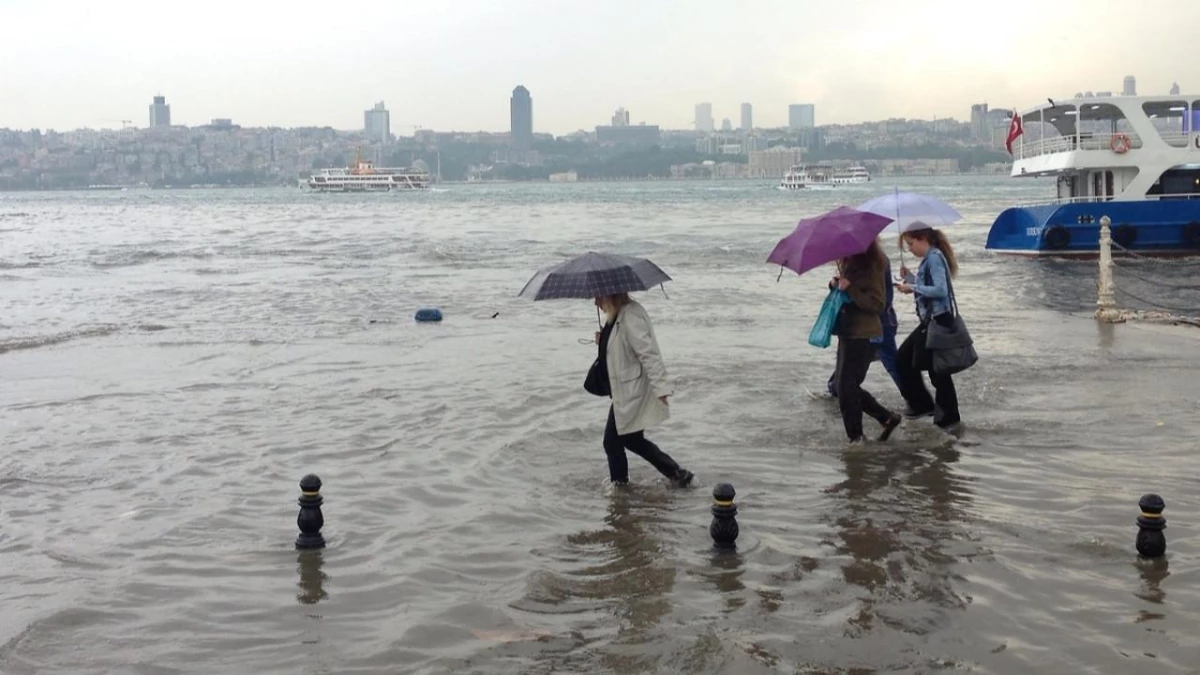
[893,225,962,433]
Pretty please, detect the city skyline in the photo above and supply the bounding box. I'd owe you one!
[1,0,1197,133]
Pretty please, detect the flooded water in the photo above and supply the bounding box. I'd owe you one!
[2,178,1199,674]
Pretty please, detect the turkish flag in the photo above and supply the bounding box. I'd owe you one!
[1005,112,1024,155]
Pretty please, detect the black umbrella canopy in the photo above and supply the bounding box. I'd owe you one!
[518,251,672,301]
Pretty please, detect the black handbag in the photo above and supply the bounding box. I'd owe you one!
[584,323,613,397]
[922,255,977,376]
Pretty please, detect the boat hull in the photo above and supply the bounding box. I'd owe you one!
[985,201,1200,256]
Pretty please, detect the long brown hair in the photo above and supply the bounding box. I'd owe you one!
[840,239,886,279]
[599,292,631,323]
[902,227,959,278]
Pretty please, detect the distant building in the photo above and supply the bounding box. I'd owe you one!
[970,103,988,142]
[208,118,235,130]
[745,134,768,153]
[510,86,533,151]
[596,123,660,146]
[788,104,815,130]
[695,102,714,132]
[149,95,171,128]
[1170,82,1181,96]
[611,107,630,127]
[740,103,753,131]
[1123,75,1137,96]
[749,146,803,178]
[721,118,733,132]
[364,102,390,143]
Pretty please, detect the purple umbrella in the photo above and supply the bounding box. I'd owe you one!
[767,206,894,277]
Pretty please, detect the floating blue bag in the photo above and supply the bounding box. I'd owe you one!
[807,288,850,349]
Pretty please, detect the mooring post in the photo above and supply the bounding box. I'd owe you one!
[296,474,326,550]
[1136,494,1167,559]
[710,483,739,550]
[1096,215,1120,322]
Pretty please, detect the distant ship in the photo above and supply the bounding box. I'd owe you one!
[86,184,126,190]
[832,166,871,184]
[305,155,429,192]
[778,164,836,190]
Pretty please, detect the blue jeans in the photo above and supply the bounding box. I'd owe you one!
[827,330,902,397]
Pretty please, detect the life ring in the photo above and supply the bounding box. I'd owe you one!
[1110,134,1131,153]
[1183,222,1200,248]
[1111,224,1137,249]
[1043,225,1070,250]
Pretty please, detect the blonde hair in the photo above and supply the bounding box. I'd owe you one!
[600,293,631,323]
[902,226,959,278]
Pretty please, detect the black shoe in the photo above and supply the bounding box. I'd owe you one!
[878,414,902,441]
[903,407,933,420]
[671,469,694,488]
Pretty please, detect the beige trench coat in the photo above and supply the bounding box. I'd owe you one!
[605,300,672,435]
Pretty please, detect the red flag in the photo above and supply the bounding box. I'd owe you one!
[1005,111,1024,155]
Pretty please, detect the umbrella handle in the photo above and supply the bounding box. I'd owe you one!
[596,305,602,328]
[776,265,784,283]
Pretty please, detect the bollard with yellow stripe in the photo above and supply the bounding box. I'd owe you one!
[1136,493,1166,559]
[296,474,326,550]
[710,483,739,550]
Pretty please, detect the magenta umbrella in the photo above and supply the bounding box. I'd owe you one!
[767,206,894,278]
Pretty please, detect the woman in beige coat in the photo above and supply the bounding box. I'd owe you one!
[593,293,693,487]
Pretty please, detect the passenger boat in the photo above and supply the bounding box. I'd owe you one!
[778,164,836,190]
[305,154,429,192]
[985,94,1200,256]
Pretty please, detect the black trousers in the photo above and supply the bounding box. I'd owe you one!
[895,317,961,427]
[603,405,681,483]
[836,337,894,441]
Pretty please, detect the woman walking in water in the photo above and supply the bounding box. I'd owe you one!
[894,225,963,433]
[829,240,903,444]
[593,293,694,487]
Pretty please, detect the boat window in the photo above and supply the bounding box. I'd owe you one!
[1143,100,1191,147]
[1148,166,1200,200]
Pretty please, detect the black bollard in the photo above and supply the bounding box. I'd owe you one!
[296,474,326,550]
[1135,494,1166,559]
[710,483,739,550]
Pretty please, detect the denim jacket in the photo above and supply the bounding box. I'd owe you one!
[913,248,953,322]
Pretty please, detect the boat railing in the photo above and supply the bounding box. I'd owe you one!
[1016,131,1145,159]
[1010,192,1200,208]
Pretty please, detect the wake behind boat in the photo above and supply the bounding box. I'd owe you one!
[986,93,1200,256]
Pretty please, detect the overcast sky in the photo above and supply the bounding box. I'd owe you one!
[1,0,1195,133]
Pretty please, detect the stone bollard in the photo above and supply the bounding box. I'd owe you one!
[710,483,739,550]
[295,474,326,550]
[1135,494,1166,558]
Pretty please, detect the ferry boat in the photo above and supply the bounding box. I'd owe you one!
[832,166,871,184]
[985,94,1200,256]
[778,164,836,190]
[306,156,429,192]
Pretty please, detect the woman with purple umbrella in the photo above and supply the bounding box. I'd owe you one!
[827,240,903,444]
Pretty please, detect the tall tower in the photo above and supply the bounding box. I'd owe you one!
[694,102,714,132]
[740,103,753,131]
[149,95,171,128]
[510,86,533,151]
[364,102,390,143]
[1123,75,1137,96]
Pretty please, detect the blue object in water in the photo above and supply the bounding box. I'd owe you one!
[414,308,443,323]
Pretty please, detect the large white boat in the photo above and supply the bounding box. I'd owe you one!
[306,156,429,192]
[778,164,836,190]
[986,93,1200,256]
[832,166,871,184]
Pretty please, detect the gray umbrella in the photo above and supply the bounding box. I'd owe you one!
[518,251,672,301]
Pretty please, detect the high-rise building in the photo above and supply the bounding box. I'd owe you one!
[1123,76,1137,96]
[1171,82,1181,96]
[788,104,815,130]
[364,101,390,143]
[721,118,733,132]
[740,103,752,131]
[149,95,171,128]
[611,107,630,127]
[510,86,533,151]
[695,102,714,132]
[970,103,989,142]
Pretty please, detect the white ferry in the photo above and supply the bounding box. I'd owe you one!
[778,164,836,190]
[306,156,429,192]
[986,93,1200,256]
[832,166,871,184]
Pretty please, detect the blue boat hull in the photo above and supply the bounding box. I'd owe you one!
[985,201,1200,256]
